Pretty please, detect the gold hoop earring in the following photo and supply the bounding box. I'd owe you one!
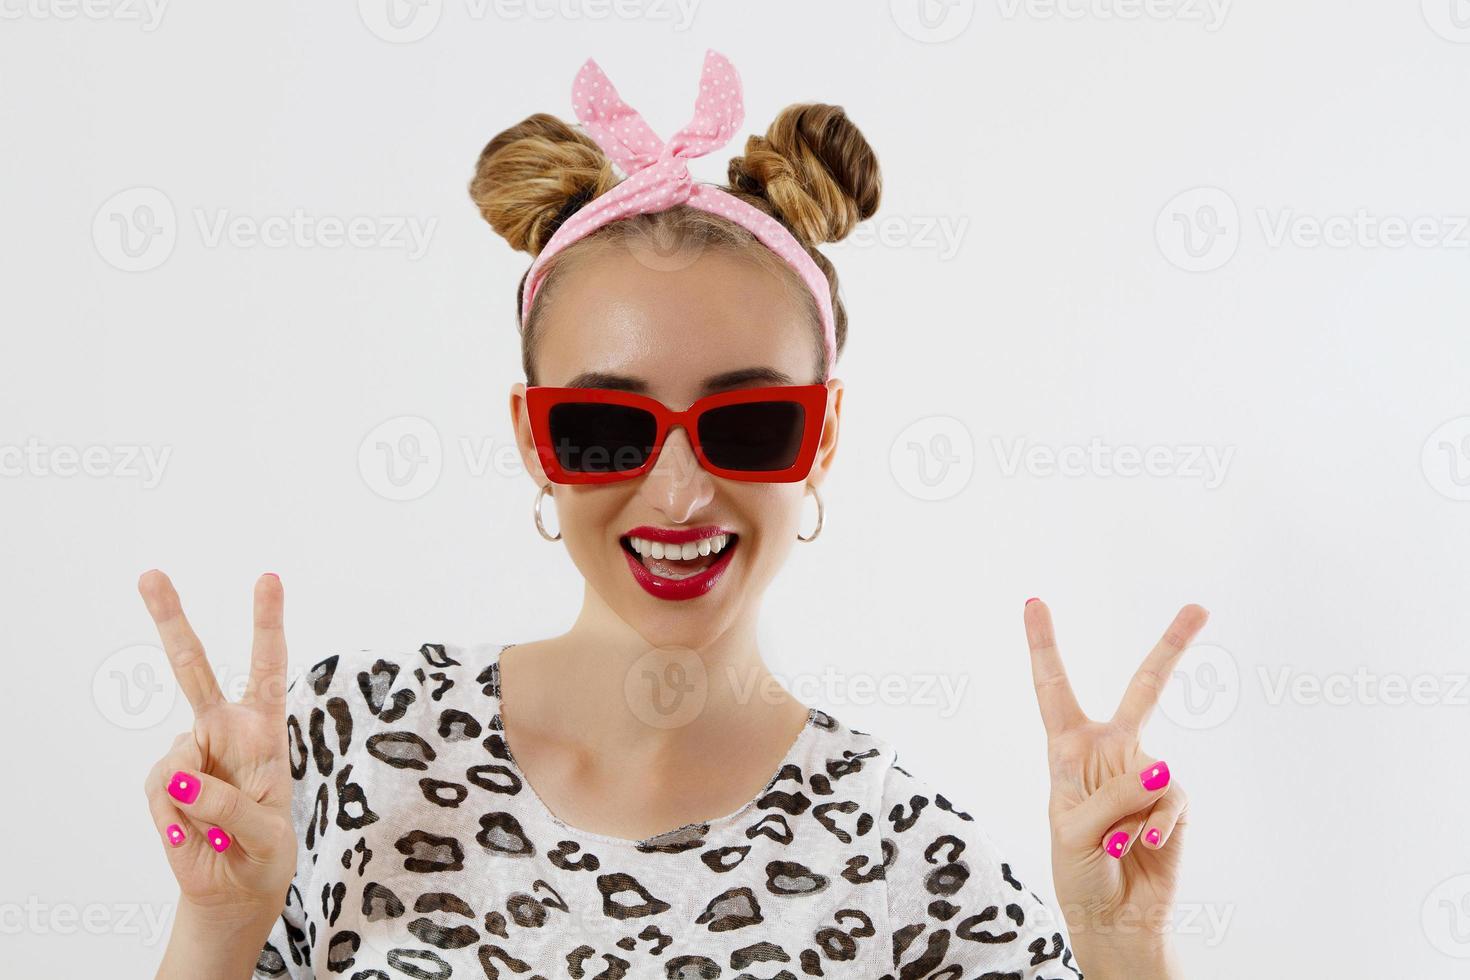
[797,484,824,542]
[533,482,562,541]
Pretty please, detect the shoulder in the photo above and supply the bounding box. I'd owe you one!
[283,640,502,717]
[280,642,505,790]
[860,736,1079,978]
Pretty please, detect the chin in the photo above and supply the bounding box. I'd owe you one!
[609,533,756,651]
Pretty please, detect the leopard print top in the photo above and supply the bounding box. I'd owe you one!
[254,641,1080,979]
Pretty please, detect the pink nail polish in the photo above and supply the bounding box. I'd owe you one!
[167,771,201,805]
[1106,831,1130,858]
[1145,827,1162,846]
[1140,760,1170,792]
[165,824,186,847]
[207,827,231,852]
[1025,597,1040,605]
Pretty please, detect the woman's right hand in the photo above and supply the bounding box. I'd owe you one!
[139,570,297,941]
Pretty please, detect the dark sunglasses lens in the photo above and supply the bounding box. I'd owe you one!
[698,400,806,472]
[547,402,658,473]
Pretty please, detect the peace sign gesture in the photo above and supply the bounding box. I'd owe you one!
[1024,599,1209,979]
[137,570,297,949]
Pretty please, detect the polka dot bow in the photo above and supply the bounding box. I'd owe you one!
[520,48,838,378]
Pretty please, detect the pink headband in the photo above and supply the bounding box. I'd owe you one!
[519,48,838,378]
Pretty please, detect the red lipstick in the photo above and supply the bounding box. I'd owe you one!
[622,524,734,543]
[619,526,739,601]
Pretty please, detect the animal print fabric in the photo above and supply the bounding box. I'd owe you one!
[254,642,1081,979]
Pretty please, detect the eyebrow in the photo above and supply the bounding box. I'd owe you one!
[563,366,800,393]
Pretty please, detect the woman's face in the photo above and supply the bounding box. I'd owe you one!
[509,241,843,650]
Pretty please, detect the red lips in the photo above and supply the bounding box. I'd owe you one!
[620,526,739,601]
[622,524,735,544]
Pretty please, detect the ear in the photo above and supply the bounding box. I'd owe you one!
[509,382,552,488]
[807,377,843,490]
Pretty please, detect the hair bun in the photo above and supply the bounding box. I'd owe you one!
[726,103,881,246]
[469,113,619,256]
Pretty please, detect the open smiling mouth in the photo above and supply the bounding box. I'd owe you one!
[618,528,739,601]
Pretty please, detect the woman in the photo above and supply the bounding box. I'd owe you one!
[140,50,1206,979]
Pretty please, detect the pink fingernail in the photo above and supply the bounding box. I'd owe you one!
[264,572,279,580]
[1140,760,1170,792]
[1106,831,1130,858]
[1025,597,1040,605]
[167,771,201,805]
[1145,827,1162,846]
[207,827,231,852]
[165,824,186,847]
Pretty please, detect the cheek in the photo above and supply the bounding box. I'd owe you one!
[553,488,625,553]
[740,488,807,563]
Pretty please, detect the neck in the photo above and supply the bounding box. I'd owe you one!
[506,587,804,762]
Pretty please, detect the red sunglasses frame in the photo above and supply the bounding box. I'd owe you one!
[525,384,830,485]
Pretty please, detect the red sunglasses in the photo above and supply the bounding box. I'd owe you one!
[525,384,829,485]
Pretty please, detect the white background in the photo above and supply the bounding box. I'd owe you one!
[3,1,1470,976]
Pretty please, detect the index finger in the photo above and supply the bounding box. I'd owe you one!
[243,573,288,714]
[1111,603,1210,730]
[138,570,224,713]
[1023,598,1087,736]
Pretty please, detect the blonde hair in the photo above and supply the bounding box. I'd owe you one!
[469,104,881,383]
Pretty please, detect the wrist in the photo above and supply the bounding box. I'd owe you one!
[176,894,279,933]
[157,897,279,980]
[1069,934,1179,980]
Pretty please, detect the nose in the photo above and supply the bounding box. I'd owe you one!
[637,423,715,522]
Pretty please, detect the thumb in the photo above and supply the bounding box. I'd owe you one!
[1061,759,1172,846]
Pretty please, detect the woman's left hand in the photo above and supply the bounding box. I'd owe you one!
[1022,599,1210,980]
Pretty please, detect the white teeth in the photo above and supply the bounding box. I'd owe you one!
[626,533,734,560]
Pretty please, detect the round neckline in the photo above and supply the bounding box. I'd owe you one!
[490,641,819,849]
